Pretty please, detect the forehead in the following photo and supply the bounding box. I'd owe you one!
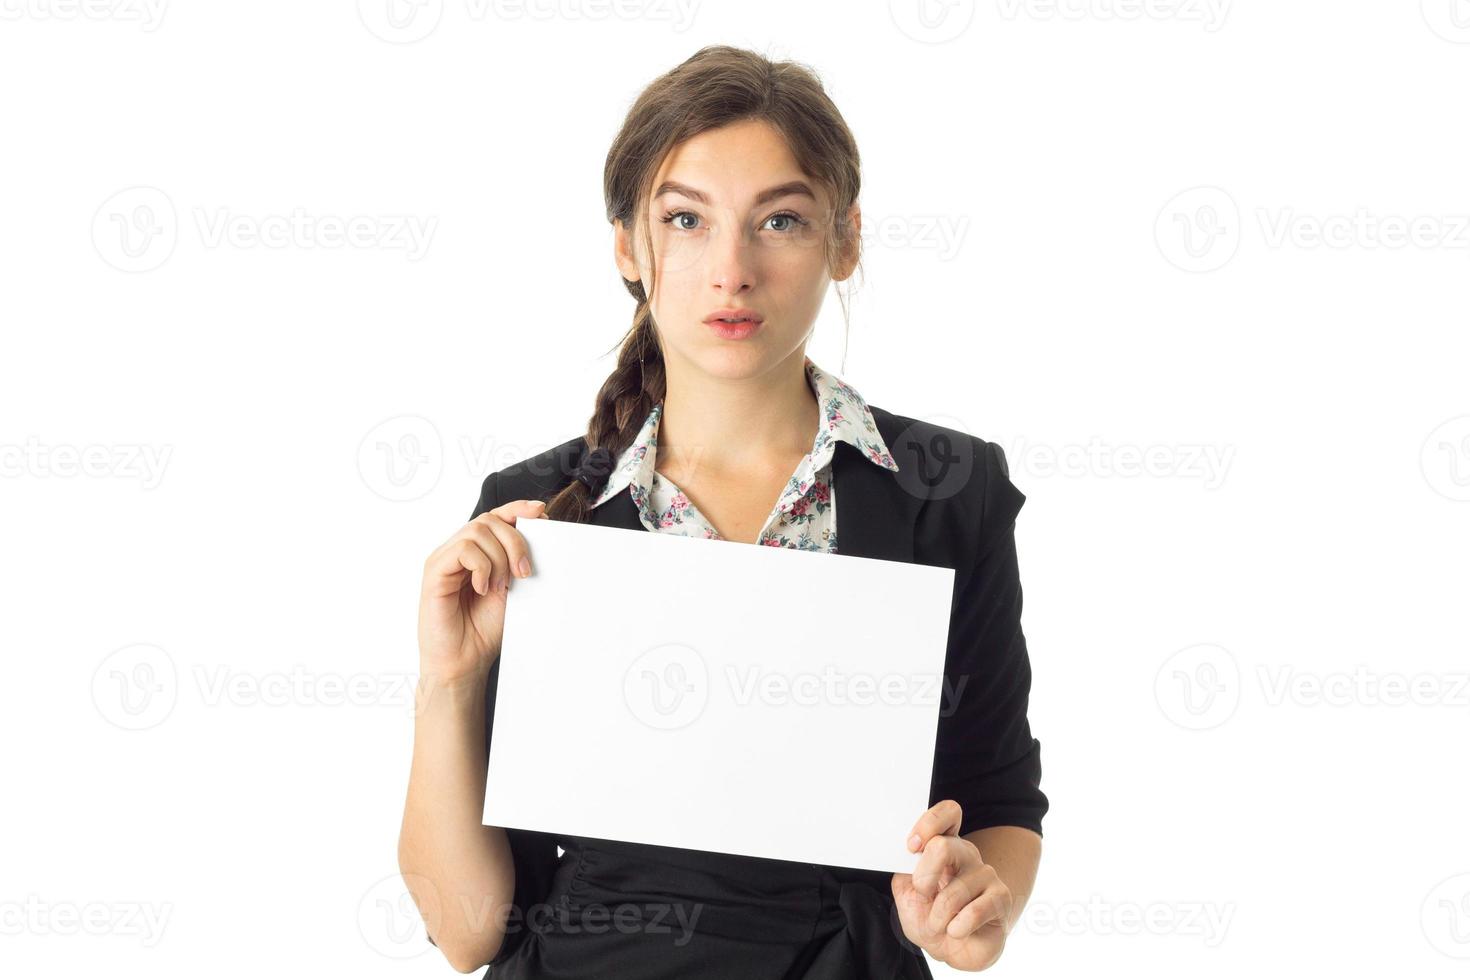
[649,119,825,207]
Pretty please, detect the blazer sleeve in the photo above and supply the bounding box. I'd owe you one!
[456,470,561,965]
[929,440,1050,838]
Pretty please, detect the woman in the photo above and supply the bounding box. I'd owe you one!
[399,45,1048,978]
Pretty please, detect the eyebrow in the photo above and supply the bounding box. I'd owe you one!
[653,180,817,207]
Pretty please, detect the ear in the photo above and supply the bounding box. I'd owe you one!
[612,218,642,283]
[831,204,861,282]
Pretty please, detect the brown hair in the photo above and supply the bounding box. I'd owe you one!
[545,44,865,522]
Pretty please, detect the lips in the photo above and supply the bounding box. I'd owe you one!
[706,317,762,340]
[703,308,764,325]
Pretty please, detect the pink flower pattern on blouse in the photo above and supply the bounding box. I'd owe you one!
[589,356,899,552]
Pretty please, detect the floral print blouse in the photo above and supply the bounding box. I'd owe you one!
[589,355,899,552]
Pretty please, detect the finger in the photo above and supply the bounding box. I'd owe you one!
[890,871,937,943]
[907,799,963,852]
[471,504,542,582]
[910,834,965,901]
[927,864,996,936]
[458,520,515,591]
[423,538,496,598]
[485,502,549,570]
[488,498,546,526]
[944,884,1010,939]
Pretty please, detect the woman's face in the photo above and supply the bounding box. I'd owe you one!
[614,118,859,381]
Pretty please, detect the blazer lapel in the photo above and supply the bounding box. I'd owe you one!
[587,482,646,532]
[831,409,919,565]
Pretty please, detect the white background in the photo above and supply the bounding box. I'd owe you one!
[2,1,1468,977]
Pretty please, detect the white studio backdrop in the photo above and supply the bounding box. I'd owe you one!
[2,2,1467,977]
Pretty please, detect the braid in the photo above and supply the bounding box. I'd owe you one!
[546,297,666,523]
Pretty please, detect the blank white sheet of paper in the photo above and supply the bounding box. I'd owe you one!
[482,516,958,874]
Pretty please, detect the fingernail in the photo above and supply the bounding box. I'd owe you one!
[517,557,531,577]
[908,834,921,851]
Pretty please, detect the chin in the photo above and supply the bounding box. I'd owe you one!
[690,343,782,379]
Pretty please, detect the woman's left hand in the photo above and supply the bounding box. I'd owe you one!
[891,800,1012,972]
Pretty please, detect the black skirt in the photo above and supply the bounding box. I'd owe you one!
[483,834,934,980]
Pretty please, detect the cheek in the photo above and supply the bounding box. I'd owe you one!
[767,245,832,302]
[766,233,830,277]
[647,233,716,282]
[646,258,703,305]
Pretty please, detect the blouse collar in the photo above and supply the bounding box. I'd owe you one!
[589,355,899,511]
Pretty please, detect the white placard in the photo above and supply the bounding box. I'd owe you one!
[483,516,957,873]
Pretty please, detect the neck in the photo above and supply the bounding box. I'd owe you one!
[656,347,820,475]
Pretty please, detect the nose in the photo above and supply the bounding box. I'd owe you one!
[708,218,756,294]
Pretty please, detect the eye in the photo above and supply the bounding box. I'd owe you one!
[764,211,808,233]
[660,209,701,231]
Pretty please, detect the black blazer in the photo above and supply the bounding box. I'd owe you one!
[472,404,1048,938]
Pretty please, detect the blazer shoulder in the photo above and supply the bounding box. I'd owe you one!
[868,403,1014,489]
[867,404,1022,558]
[475,434,588,512]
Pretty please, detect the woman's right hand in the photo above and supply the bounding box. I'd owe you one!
[418,498,548,685]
